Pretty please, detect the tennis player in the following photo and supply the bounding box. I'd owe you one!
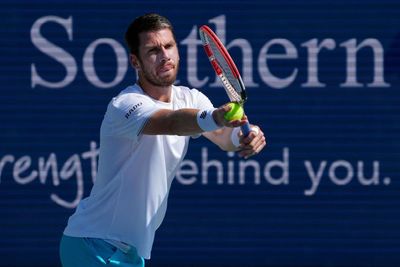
[59,13,266,267]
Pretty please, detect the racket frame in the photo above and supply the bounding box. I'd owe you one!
[199,25,251,135]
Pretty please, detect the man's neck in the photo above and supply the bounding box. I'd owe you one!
[137,79,172,103]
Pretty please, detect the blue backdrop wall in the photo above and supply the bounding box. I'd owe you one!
[1,1,400,266]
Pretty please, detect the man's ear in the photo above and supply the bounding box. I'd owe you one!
[130,54,141,70]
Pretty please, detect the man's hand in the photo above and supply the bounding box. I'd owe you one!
[212,103,267,158]
[237,125,266,159]
[212,103,248,128]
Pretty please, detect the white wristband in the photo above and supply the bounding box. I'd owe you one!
[231,126,259,148]
[230,127,241,148]
[251,126,259,135]
[197,108,221,132]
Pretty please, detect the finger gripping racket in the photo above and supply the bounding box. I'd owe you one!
[199,25,251,136]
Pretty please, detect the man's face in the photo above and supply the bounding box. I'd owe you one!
[133,28,179,87]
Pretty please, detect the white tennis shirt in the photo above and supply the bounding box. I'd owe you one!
[63,84,213,259]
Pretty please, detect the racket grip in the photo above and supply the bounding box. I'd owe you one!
[241,121,252,136]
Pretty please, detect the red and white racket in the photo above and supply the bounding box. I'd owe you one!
[199,25,251,135]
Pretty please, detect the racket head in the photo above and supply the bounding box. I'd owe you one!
[199,25,247,104]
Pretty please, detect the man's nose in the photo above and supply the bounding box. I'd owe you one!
[160,47,170,62]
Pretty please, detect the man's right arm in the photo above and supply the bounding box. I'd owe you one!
[141,105,246,136]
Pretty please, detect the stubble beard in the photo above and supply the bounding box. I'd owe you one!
[139,60,179,87]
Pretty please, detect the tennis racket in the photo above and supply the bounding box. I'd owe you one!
[199,25,251,136]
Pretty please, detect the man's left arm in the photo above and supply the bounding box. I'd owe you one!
[203,124,267,159]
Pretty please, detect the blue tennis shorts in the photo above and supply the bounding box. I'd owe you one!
[59,235,145,267]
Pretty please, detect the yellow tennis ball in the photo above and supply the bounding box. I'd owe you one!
[224,102,244,121]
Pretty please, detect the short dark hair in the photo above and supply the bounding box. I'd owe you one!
[124,13,176,56]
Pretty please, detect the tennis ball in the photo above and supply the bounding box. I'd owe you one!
[224,102,244,121]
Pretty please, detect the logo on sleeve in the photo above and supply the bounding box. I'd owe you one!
[200,111,207,119]
[125,102,143,119]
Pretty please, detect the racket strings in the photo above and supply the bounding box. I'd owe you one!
[205,36,244,103]
[220,74,242,103]
[208,40,242,102]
